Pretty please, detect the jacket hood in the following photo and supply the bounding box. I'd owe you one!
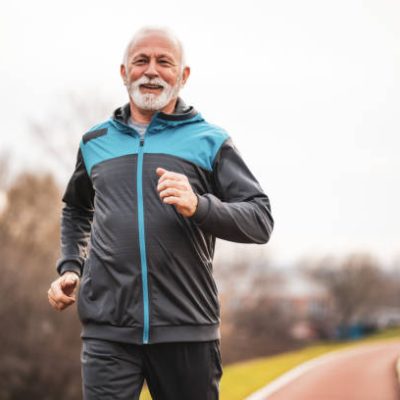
[112,98,203,129]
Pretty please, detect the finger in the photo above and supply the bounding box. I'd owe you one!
[158,171,186,184]
[48,292,63,310]
[48,288,59,304]
[51,281,76,303]
[51,281,65,297]
[61,275,79,290]
[49,291,75,307]
[48,295,70,311]
[162,196,182,205]
[48,296,61,310]
[156,167,168,177]
[61,276,79,297]
[157,180,187,192]
[158,174,181,185]
[159,188,182,199]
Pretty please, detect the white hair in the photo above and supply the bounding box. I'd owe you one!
[122,26,186,71]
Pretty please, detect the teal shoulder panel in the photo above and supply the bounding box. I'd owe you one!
[80,120,139,175]
[146,122,229,171]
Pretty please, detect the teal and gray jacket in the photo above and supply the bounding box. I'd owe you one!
[57,99,274,345]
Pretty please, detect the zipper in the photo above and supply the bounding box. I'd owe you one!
[137,134,150,344]
[126,115,159,344]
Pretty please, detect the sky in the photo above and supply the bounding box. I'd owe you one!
[1,0,399,267]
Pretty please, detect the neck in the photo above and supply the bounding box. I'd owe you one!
[129,97,178,123]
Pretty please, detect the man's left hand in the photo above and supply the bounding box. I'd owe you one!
[156,168,198,217]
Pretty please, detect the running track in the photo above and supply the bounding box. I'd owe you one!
[246,341,400,400]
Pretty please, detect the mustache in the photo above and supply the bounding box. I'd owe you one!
[132,76,169,89]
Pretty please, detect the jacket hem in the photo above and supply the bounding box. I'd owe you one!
[81,322,220,345]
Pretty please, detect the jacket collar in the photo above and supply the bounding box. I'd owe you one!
[112,97,198,124]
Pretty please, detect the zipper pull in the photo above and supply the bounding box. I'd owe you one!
[140,137,145,146]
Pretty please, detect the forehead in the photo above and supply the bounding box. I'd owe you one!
[129,33,181,60]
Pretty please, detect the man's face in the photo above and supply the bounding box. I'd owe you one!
[121,33,190,112]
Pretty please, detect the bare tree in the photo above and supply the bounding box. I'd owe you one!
[306,254,384,328]
[28,91,115,178]
[0,171,83,400]
[0,93,121,398]
[213,247,299,363]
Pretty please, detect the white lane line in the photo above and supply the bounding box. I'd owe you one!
[245,342,400,400]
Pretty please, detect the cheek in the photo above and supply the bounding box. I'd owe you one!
[162,73,181,87]
[127,68,145,82]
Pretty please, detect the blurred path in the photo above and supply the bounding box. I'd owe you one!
[247,341,400,400]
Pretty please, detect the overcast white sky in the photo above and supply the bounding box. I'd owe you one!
[1,0,399,266]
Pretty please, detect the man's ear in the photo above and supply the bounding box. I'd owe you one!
[120,64,128,86]
[180,66,191,86]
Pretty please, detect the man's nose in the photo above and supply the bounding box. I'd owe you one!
[144,59,159,79]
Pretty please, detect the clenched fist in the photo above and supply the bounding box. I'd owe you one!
[48,271,80,311]
[156,167,198,217]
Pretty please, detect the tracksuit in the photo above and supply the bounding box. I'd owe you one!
[57,98,274,399]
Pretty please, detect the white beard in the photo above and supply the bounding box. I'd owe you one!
[127,76,182,111]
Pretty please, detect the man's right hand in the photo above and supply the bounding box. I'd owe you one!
[47,271,80,311]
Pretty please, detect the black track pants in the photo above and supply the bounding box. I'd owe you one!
[81,338,223,400]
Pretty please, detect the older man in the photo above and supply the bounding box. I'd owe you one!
[48,27,273,400]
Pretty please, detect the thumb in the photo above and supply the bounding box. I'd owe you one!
[61,274,78,289]
[156,167,167,177]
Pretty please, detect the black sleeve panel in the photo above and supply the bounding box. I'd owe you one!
[56,148,95,276]
[190,138,274,244]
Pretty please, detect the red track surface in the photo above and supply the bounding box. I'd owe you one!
[265,341,400,400]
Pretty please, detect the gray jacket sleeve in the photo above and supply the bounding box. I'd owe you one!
[190,138,274,244]
[56,148,95,276]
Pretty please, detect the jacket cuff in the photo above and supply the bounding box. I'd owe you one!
[57,261,82,277]
[190,194,210,225]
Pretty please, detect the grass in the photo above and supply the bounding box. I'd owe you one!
[139,328,400,400]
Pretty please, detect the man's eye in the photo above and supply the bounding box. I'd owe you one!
[159,60,172,66]
[133,59,147,65]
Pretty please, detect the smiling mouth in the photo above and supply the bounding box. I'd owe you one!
[140,84,164,90]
